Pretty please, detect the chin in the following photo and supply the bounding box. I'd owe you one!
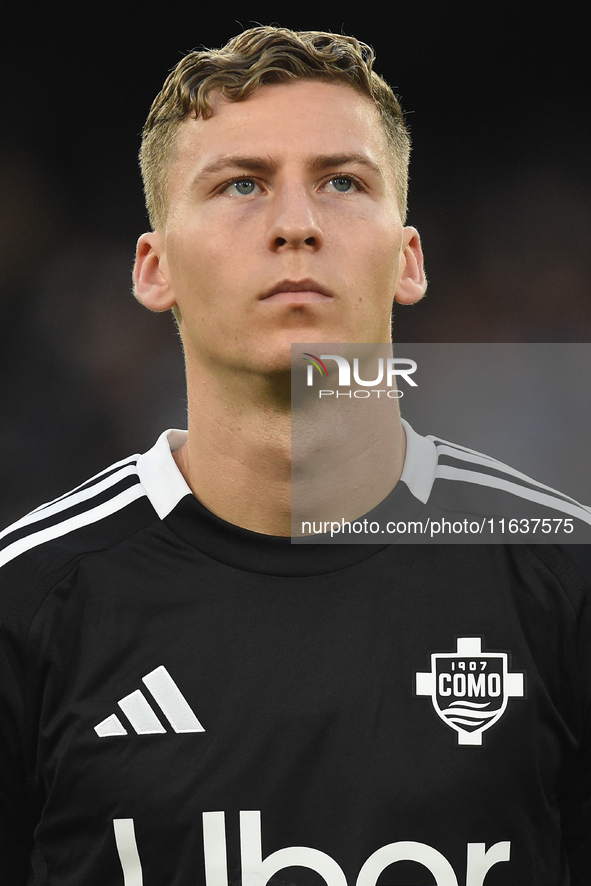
[250,342,294,376]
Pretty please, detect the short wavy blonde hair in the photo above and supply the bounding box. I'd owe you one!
[140,26,411,230]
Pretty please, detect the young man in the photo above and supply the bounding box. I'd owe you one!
[1,26,590,886]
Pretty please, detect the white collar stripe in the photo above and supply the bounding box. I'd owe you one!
[0,485,145,569]
[136,429,191,519]
[29,454,140,514]
[399,419,438,504]
[435,444,591,511]
[0,464,140,543]
[435,465,591,525]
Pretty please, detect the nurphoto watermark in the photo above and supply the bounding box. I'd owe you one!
[290,343,591,544]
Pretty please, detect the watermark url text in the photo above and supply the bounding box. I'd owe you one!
[300,517,575,538]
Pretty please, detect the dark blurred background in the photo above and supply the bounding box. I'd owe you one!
[1,0,590,528]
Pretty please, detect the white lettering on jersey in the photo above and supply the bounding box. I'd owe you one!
[113,818,144,886]
[114,813,511,885]
[466,843,511,886]
[356,841,458,886]
[239,810,348,886]
[203,810,229,886]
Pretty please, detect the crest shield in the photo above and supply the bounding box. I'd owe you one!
[416,637,525,745]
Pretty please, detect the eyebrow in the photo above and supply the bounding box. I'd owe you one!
[308,153,384,178]
[193,152,385,184]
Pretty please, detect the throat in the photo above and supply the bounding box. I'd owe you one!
[174,407,294,536]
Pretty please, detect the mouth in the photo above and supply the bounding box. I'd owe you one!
[259,279,334,304]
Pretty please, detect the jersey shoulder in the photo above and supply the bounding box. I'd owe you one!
[0,454,153,623]
[400,420,591,531]
[0,430,190,625]
[432,433,591,521]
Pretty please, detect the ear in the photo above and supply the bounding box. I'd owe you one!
[394,226,427,305]
[133,232,177,312]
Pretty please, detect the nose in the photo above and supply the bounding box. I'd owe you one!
[266,183,324,252]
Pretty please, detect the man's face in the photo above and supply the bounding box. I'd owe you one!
[135,80,425,376]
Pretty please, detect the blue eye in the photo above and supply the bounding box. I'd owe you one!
[327,177,356,193]
[228,179,257,195]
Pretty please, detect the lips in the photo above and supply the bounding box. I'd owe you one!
[259,279,334,301]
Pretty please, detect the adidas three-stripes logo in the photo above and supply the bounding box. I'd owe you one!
[94,665,205,737]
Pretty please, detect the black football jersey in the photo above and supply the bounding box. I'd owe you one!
[1,426,591,886]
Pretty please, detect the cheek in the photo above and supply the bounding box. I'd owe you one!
[348,215,401,271]
[376,232,403,283]
[167,219,251,291]
[165,235,213,300]
[360,241,401,294]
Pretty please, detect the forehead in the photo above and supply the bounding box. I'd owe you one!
[170,80,391,181]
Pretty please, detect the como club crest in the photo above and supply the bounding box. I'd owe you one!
[415,637,525,745]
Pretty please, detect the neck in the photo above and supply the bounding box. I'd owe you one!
[174,354,406,536]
